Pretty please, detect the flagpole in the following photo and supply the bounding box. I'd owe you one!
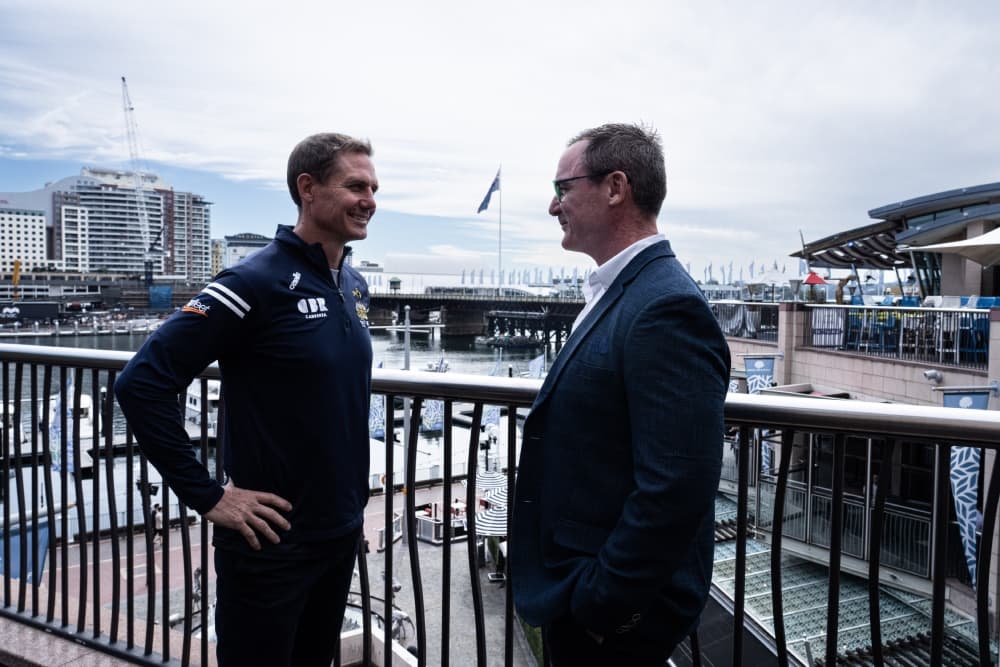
[498,165,503,294]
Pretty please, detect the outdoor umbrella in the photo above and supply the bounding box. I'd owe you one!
[803,270,827,300]
[471,507,508,536]
[474,469,507,491]
[483,487,508,508]
[803,271,827,286]
[906,227,1000,268]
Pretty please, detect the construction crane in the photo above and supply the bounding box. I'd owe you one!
[121,76,162,287]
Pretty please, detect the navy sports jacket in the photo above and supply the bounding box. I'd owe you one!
[115,225,373,550]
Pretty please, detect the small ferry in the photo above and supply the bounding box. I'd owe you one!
[185,379,221,438]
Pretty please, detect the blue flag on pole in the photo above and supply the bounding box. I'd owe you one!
[477,168,501,213]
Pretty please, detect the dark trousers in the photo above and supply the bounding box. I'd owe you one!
[543,614,675,667]
[214,528,361,667]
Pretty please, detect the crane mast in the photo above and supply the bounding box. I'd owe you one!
[121,76,160,286]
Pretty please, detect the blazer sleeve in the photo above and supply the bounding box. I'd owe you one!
[569,292,729,633]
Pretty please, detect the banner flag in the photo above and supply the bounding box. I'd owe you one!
[744,356,775,395]
[477,168,501,213]
[368,361,385,439]
[421,400,444,432]
[745,356,776,473]
[944,389,990,586]
[50,375,75,474]
[483,355,502,426]
[369,394,386,439]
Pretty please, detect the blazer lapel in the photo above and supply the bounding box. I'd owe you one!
[532,241,673,409]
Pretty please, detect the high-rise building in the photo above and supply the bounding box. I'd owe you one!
[211,239,225,278]
[0,205,48,273]
[0,167,212,282]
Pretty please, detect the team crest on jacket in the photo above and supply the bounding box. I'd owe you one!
[352,288,369,327]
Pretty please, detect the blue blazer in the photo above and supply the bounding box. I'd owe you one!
[510,240,730,647]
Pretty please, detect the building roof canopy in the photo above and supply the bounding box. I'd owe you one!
[868,181,1000,222]
[792,219,908,271]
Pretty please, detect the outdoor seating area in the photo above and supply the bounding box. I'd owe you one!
[712,295,994,370]
[804,301,993,369]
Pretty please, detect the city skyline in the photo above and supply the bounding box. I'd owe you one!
[2,2,1000,279]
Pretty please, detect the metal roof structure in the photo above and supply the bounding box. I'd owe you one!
[793,182,1000,273]
[791,219,907,270]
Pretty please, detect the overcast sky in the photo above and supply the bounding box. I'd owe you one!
[2,1,999,281]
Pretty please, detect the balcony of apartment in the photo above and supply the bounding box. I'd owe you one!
[2,344,1000,665]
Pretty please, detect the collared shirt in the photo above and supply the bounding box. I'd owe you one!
[571,233,666,332]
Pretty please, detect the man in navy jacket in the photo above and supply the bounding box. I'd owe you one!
[115,133,378,666]
[511,123,730,665]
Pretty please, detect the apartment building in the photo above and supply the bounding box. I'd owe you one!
[0,167,212,282]
[0,206,48,273]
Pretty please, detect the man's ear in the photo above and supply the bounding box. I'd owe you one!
[297,173,315,205]
[607,171,629,206]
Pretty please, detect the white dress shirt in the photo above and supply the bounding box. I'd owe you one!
[571,234,666,332]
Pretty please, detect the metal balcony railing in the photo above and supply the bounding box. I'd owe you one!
[2,344,1000,666]
[710,300,780,342]
[804,304,990,370]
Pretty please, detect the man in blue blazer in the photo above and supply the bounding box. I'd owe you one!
[511,123,730,665]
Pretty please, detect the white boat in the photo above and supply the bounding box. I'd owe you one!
[185,379,221,438]
[5,391,98,471]
[422,358,449,372]
[3,454,182,545]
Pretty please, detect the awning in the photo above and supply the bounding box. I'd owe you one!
[904,226,1000,268]
[791,220,909,271]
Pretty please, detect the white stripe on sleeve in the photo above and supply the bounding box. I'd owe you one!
[205,282,252,312]
[203,285,248,319]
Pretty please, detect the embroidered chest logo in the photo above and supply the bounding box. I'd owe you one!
[352,288,369,327]
[181,298,211,317]
[297,297,328,319]
[289,272,301,290]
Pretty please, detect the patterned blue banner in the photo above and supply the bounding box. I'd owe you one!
[368,393,386,439]
[943,389,990,586]
[744,356,776,474]
[421,400,444,432]
[744,357,775,395]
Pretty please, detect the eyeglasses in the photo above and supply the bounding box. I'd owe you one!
[552,171,614,202]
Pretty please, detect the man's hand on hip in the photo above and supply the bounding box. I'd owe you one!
[204,482,293,550]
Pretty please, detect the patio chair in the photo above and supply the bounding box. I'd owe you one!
[922,295,943,308]
[875,312,900,354]
[960,312,990,364]
[940,295,962,309]
[843,310,864,350]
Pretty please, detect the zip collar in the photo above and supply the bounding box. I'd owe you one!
[274,225,354,279]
